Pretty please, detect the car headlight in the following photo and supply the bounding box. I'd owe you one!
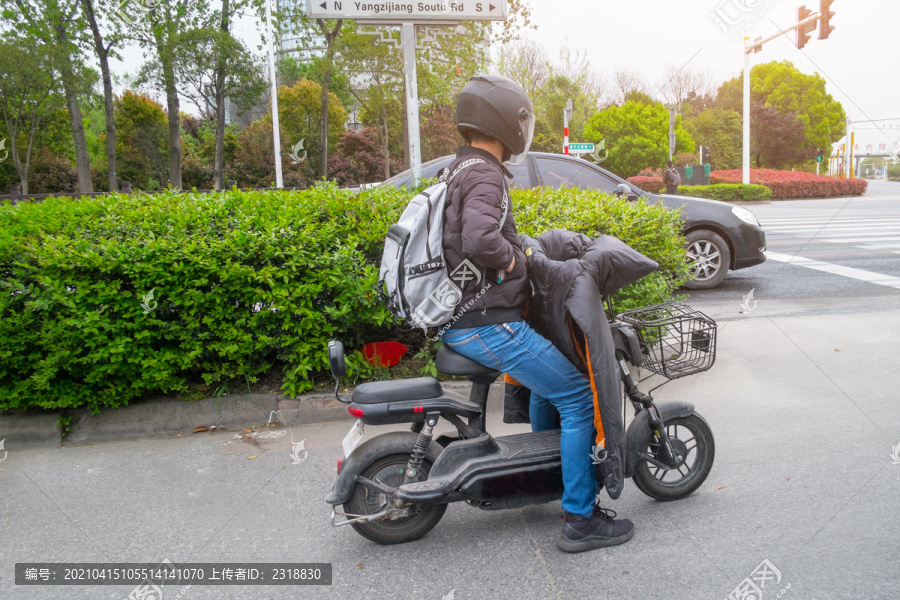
[731,206,760,227]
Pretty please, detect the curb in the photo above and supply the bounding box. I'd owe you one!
[0,380,505,449]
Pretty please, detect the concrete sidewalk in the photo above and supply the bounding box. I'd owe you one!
[1,307,898,600]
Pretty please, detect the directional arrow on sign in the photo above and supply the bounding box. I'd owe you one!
[319,2,326,8]
[490,4,496,10]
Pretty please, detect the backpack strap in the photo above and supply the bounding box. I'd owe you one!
[441,157,485,184]
[442,157,509,230]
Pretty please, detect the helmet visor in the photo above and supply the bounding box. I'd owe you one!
[506,108,535,166]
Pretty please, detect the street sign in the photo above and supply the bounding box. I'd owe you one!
[305,0,508,22]
[568,143,594,153]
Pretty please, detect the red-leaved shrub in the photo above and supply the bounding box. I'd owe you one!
[711,169,867,199]
[627,176,664,193]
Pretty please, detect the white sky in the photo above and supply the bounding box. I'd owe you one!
[523,0,900,135]
[109,0,900,143]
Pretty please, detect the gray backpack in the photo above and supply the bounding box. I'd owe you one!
[378,157,507,330]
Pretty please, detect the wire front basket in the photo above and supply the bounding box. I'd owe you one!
[617,303,717,380]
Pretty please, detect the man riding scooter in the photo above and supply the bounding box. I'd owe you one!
[437,75,634,553]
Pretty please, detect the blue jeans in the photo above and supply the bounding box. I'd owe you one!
[440,320,596,518]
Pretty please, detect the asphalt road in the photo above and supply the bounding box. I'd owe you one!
[683,180,900,320]
[2,184,899,600]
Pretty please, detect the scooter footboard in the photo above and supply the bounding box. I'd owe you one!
[624,401,694,478]
[325,432,443,505]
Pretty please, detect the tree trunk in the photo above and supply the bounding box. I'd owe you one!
[214,0,230,190]
[316,19,342,179]
[54,24,93,194]
[60,73,93,193]
[160,55,182,190]
[80,0,117,191]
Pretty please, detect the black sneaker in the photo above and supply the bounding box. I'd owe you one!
[557,506,634,553]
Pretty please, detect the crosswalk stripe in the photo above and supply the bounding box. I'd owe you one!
[825,237,900,243]
[764,224,900,234]
[855,244,900,250]
[762,218,900,225]
[766,252,900,290]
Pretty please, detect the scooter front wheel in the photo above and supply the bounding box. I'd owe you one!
[344,453,447,544]
[633,413,715,501]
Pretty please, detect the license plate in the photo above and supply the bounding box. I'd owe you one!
[342,420,365,458]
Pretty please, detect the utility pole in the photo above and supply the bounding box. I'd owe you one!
[265,0,283,188]
[741,2,835,184]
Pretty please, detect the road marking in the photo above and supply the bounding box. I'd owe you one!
[825,237,900,243]
[766,252,900,290]
[855,244,900,250]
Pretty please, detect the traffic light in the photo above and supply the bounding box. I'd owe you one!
[701,147,711,164]
[817,149,824,162]
[797,6,816,49]
[819,0,836,40]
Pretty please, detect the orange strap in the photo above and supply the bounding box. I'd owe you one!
[584,338,607,448]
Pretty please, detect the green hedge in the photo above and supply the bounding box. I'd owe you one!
[1,185,687,411]
[677,184,772,202]
[513,187,689,313]
[676,183,772,202]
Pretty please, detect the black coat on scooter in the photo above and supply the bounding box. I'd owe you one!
[519,230,658,499]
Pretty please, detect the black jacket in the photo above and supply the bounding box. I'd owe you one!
[520,229,658,499]
[441,146,528,328]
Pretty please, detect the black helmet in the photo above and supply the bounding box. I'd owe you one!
[456,75,535,165]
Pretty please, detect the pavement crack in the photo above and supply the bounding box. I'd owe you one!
[521,513,561,599]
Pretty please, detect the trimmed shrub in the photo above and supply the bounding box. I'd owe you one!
[1,185,686,411]
[678,184,772,202]
[0,184,406,411]
[711,169,867,199]
[627,175,664,193]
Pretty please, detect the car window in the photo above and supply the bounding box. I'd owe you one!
[506,161,531,189]
[535,157,620,193]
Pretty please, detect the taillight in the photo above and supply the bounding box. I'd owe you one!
[348,406,364,418]
[336,457,344,474]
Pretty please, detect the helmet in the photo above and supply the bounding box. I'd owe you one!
[456,75,535,165]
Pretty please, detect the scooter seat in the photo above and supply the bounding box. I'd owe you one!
[435,346,499,377]
[351,377,443,404]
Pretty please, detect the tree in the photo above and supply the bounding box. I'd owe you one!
[584,99,695,179]
[657,65,715,113]
[114,91,169,190]
[338,23,403,179]
[611,70,650,106]
[496,39,550,97]
[79,0,125,191]
[172,23,266,189]
[0,39,60,194]
[126,0,210,189]
[685,108,742,171]
[716,60,845,168]
[276,79,347,174]
[6,0,95,192]
[749,103,806,168]
[327,127,400,186]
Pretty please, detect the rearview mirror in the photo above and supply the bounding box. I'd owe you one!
[328,341,346,378]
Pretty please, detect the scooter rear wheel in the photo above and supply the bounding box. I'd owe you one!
[344,453,447,544]
[633,413,715,501]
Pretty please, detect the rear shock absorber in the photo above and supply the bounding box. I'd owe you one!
[405,412,439,483]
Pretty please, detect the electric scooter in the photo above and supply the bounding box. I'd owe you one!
[325,302,717,544]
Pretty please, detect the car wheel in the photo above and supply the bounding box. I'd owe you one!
[684,230,731,290]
